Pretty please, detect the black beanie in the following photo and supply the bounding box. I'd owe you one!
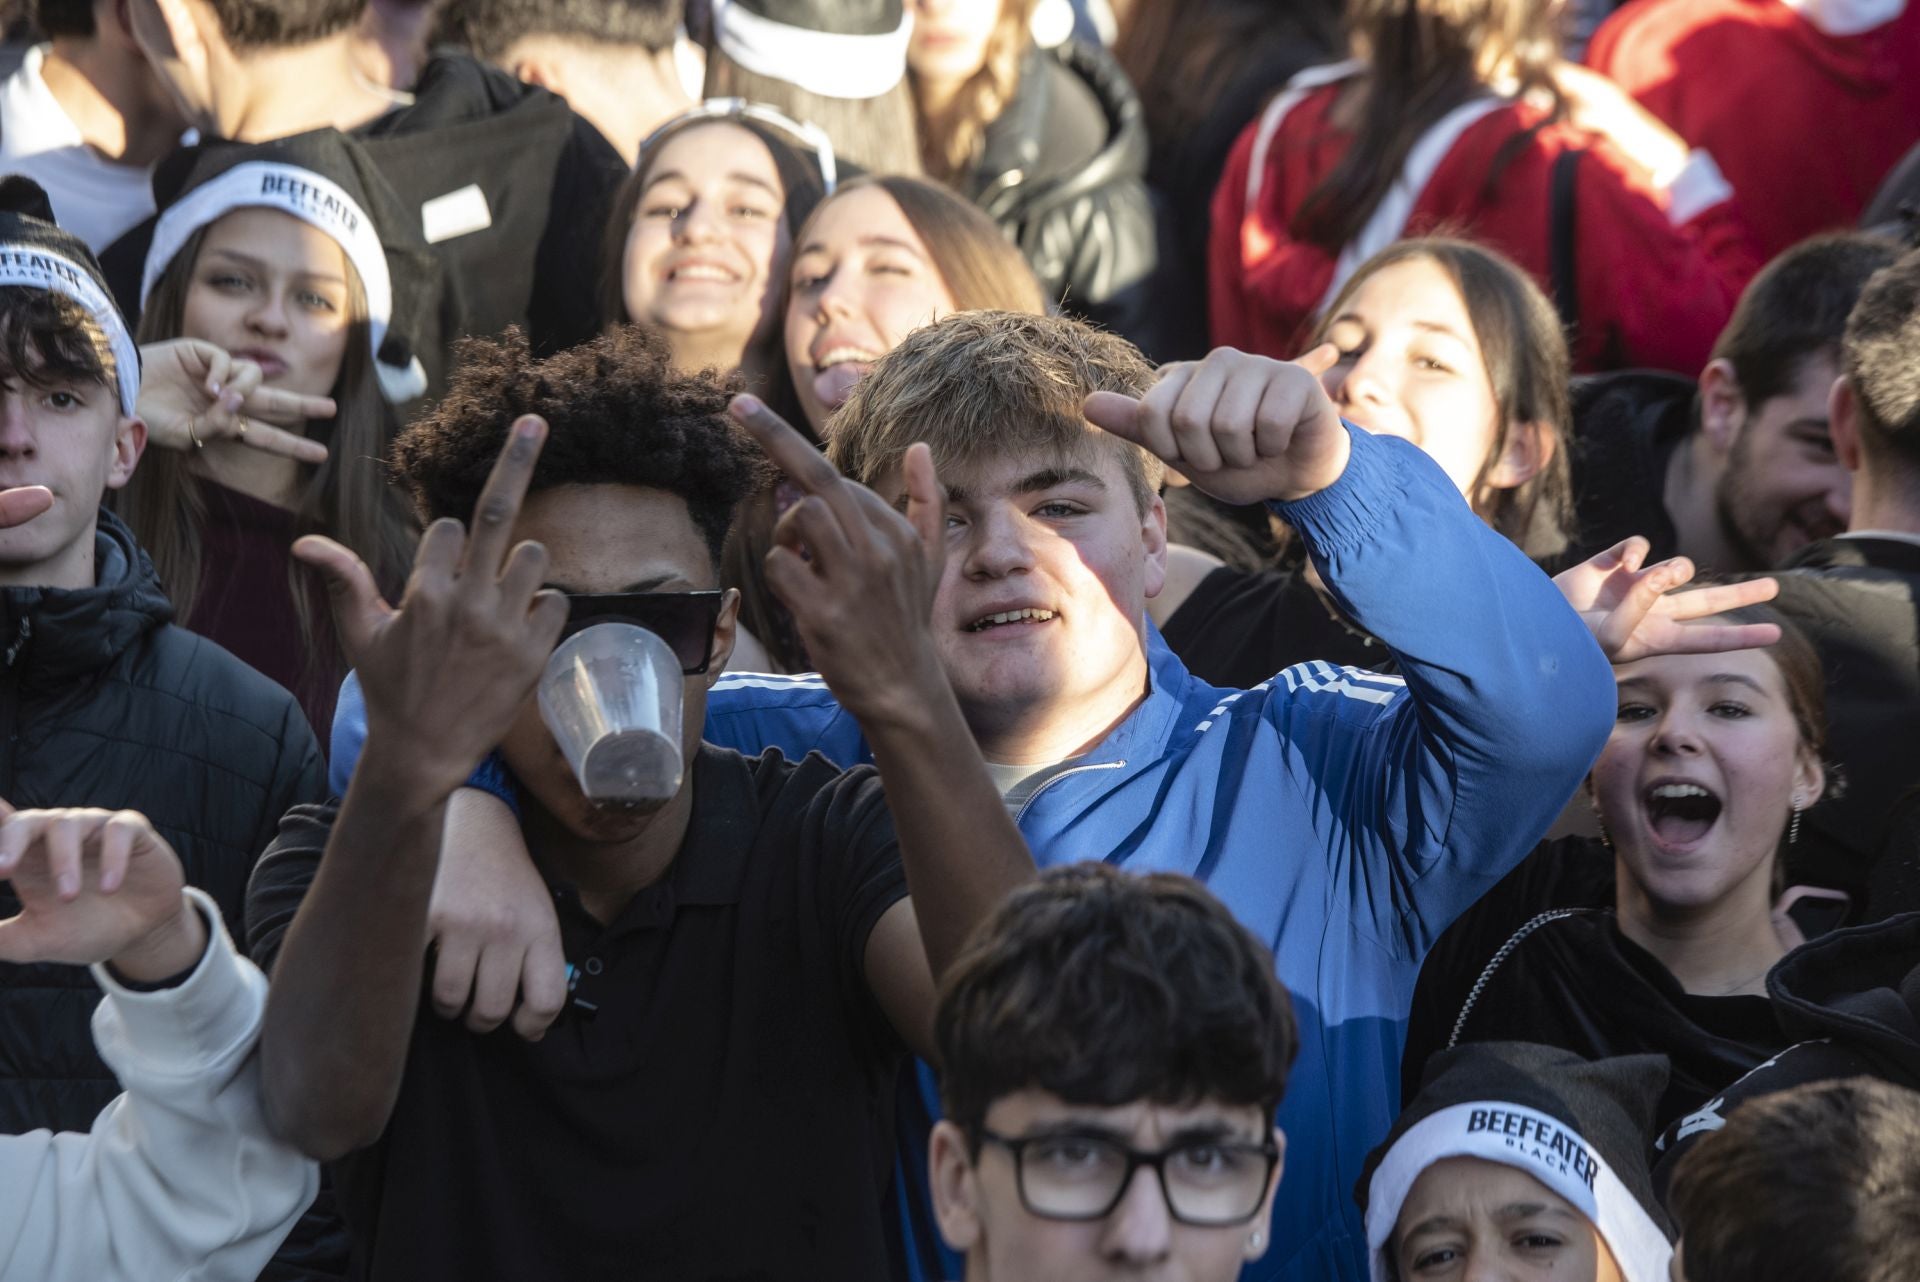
[710,0,910,99]
[140,129,439,405]
[1358,1042,1675,1282]
[0,177,139,416]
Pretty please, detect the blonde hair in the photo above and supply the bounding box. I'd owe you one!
[910,0,1041,186]
[828,309,1163,510]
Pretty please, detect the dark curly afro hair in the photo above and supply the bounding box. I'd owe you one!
[391,325,770,566]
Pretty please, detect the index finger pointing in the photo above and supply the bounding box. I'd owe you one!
[461,416,548,579]
[729,394,839,493]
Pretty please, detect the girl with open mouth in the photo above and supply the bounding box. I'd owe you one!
[1402,601,1830,1132]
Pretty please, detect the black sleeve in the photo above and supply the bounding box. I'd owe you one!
[1649,1039,1881,1204]
[1402,836,1616,1102]
[258,701,330,864]
[792,756,910,1053]
[811,762,910,989]
[245,800,340,974]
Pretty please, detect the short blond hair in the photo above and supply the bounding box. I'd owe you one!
[826,310,1165,512]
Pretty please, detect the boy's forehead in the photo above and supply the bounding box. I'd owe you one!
[874,441,1118,501]
[985,1088,1269,1137]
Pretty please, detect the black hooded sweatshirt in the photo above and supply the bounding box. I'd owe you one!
[0,510,325,1133]
[1403,837,1793,1134]
[1651,910,1920,1188]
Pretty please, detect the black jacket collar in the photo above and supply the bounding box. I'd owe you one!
[0,508,172,689]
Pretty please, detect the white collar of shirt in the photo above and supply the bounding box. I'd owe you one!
[0,45,84,156]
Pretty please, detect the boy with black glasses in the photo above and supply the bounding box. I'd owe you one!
[929,862,1296,1281]
[244,323,1037,1280]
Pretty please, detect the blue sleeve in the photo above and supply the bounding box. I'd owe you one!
[1264,423,1615,955]
[326,671,519,812]
[328,672,365,797]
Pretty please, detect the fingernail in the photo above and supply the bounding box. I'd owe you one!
[731,394,762,417]
[208,381,221,395]
[515,417,541,439]
[222,391,243,412]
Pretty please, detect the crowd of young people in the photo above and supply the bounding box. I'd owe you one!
[0,0,1915,1279]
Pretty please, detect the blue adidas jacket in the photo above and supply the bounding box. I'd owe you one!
[328,425,1615,1280]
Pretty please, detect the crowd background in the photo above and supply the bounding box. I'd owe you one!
[0,0,1916,1279]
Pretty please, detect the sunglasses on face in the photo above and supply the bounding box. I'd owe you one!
[561,591,725,674]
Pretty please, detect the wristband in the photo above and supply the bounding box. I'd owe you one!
[467,750,521,816]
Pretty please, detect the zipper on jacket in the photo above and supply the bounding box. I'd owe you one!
[1013,759,1127,824]
[0,613,23,797]
[1446,908,1590,1051]
[2,614,29,668]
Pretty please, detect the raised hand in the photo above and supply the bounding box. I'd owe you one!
[0,803,206,982]
[137,338,333,463]
[1083,345,1350,505]
[728,394,949,726]
[1555,536,1782,664]
[293,415,568,795]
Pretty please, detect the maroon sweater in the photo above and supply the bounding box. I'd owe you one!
[183,480,340,749]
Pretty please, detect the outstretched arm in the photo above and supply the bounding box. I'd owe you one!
[257,418,567,1159]
[731,397,1035,1059]
[1087,348,1615,950]
[0,806,316,1282]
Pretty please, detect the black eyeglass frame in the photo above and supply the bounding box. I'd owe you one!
[561,590,726,675]
[977,1129,1280,1227]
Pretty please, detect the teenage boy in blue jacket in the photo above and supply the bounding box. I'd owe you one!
[327,311,1763,1280]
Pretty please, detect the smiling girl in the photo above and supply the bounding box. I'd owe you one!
[784,174,1046,436]
[601,104,830,395]
[1403,603,1824,1130]
[117,135,418,742]
[1155,236,1574,686]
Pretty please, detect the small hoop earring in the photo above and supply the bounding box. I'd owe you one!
[1789,796,1803,846]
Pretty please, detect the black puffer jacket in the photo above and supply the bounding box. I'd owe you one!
[0,510,325,1133]
[966,40,1168,356]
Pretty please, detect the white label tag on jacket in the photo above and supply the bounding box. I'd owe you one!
[421,184,492,244]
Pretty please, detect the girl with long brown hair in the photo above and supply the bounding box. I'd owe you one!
[116,136,418,742]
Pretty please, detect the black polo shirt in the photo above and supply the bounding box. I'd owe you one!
[246,746,910,1281]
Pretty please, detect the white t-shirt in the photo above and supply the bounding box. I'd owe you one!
[0,45,155,251]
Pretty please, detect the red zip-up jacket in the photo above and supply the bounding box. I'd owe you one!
[1589,0,1920,261]
[1209,69,1759,374]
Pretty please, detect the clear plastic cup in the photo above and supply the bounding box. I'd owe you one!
[537,623,685,805]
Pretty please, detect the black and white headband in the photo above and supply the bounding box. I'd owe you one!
[711,0,913,99]
[0,242,139,417]
[1363,1101,1674,1282]
[141,161,425,404]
